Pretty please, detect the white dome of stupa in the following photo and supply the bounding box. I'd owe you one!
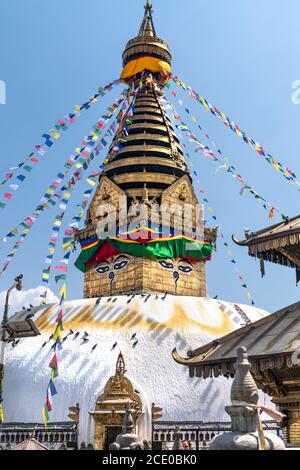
[3,294,269,444]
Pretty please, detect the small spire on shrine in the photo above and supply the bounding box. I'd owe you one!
[138,0,156,37]
[115,351,126,376]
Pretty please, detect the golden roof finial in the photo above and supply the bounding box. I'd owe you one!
[139,0,156,37]
[115,351,126,376]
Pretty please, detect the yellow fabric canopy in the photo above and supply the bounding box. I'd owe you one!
[120,56,171,82]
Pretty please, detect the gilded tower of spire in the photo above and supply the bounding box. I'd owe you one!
[76,2,216,298]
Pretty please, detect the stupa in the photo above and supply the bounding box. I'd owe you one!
[1,1,270,450]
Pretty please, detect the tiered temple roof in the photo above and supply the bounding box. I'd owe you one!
[233,215,300,281]
[172,300,300,384]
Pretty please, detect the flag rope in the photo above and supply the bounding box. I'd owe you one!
[161,91,286,221]
[0,79,121,210]
[171,74,300,192]
[0,89,130,277]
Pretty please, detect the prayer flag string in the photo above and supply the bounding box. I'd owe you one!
[0,79,120,210]
[40,79,145,303]
[41,162,104,424]
[41,286,65,427]
[183,151,255,306]
[41,79,145,418]
[171,75,300,192]
[0,90,130,277]
[160,92,286,221]
[39,82,145,424]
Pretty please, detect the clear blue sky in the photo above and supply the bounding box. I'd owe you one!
[0,0,300,313]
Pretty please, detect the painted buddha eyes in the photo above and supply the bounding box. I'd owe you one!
[178,264,193,273]
[95,255,130,276]
[159,259,193,274]
[159,260,174,270]
[114,257,129,270]
[96,263,110,275]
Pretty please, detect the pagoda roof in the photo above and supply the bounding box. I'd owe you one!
[172,300,300,378]
[232,214,300,269]
[12,437,48,451]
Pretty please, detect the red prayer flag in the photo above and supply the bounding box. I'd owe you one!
[45,393,52,412]
[25,217,34,226]
[56,309,63,323]
[55,266,68,272]
[49,353,58,370]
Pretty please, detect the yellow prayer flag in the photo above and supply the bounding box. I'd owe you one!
[52,324,62,343]
[63,242,73,251]
[50,130,60,140]
[0,403,4,422]
[41,406,48,428]
[86,178,96,187]
[59,283,67,299]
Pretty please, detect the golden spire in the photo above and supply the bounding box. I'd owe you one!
[115,352,126,376]
[138,0,156,37]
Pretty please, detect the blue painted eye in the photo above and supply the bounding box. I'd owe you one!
[159,260,174,269]
[114,260,129,270]
[96,265,110,275]
[178,265,193,273]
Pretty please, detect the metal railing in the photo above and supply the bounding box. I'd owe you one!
[0,422,78,450]
[152,420,282,450]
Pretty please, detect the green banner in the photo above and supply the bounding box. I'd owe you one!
[75,237,213,273]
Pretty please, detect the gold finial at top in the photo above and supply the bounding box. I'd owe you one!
[139,0,156,37]
[115,351,126,376]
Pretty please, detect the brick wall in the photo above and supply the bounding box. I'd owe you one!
[84,256,206,298]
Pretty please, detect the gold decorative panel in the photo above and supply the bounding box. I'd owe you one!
[89,352,143,450]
